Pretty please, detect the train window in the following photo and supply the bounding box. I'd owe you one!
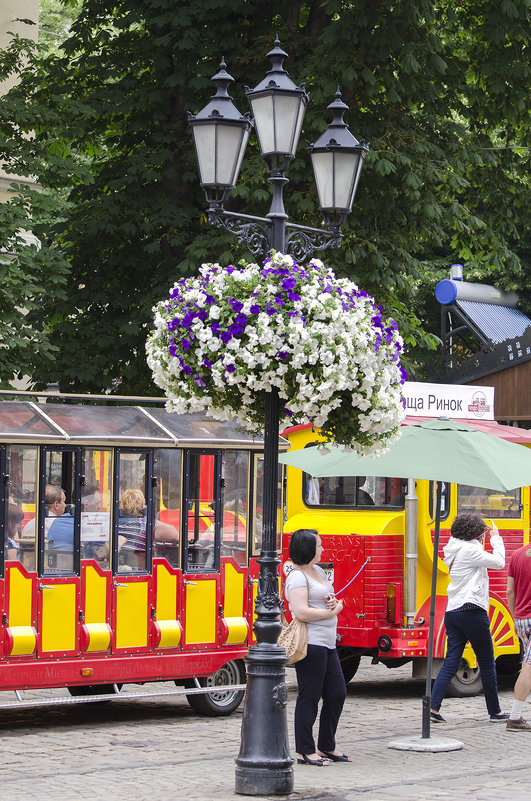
[457,485,521,519]
[251,455,282,556]
[221,451,249,565]
[429,481,450,520]
[152,449,180,567]
[81,449,112,568]
[251,455,264,556]
[41,448,80,575]
[116,451,151,573]
[184,452,220,571]
[304,472,407,508]
[6,445,38,571]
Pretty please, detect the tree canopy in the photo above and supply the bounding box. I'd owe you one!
[1,0,529,392]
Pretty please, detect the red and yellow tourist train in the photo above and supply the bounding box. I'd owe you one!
[281,413,531,695]
[2,389,529,714]
[0,396,284,715]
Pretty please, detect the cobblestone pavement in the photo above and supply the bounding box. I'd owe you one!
[0,659,526,801]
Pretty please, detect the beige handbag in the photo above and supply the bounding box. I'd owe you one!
[278,571,310,664]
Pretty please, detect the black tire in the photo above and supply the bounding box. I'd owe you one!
[446,660,483,697]
[337,647,361,684]
[183,659,245,716]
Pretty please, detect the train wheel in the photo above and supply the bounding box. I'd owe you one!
[183,659,245,716]
[337,646,361,684]
[447,660,483,697]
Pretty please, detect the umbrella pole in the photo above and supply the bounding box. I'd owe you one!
[422,480,443,739]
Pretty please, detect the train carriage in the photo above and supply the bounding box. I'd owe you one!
[0,397,285,715]
[282,415,531,695]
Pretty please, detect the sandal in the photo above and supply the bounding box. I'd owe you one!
[318,750,351,762]
[297,754,330,766]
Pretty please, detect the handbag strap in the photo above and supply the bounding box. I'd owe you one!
[282,569,310,613]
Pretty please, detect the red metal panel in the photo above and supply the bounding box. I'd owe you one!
[0,647,249,690]
[0,577,3,660]
[363,534,404,624]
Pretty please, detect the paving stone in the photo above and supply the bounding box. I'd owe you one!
[0,659,524,801]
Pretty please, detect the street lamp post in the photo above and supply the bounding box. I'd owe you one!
[188,38,368,796]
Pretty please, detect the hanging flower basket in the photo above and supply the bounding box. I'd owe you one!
[146,253,406,455]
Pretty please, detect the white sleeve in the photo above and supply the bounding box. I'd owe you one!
[462,535,505,570]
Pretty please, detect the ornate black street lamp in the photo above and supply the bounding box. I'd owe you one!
[188,38,368,796]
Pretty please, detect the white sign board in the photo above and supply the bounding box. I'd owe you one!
[80,511,110,542]
[403,381,494,420]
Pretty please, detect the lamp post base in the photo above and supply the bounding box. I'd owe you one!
[235,644,294,796]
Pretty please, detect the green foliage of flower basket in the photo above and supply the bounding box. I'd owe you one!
[147,253,406,455]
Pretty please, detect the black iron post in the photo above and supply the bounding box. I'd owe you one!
[235,387,294,795]
[235,161,293,793]
[422,480,443,738]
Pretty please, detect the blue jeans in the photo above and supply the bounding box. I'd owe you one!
[294,645,346,754]
[431,605,501,716]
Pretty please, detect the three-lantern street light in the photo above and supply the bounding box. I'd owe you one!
[188,39,368,796]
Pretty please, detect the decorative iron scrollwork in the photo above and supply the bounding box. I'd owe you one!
[256,572,281,610]
[207,209,270,257]
[285,226,342,261]
[272,682,288,709]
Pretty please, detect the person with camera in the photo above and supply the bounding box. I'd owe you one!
[430,513,508,723]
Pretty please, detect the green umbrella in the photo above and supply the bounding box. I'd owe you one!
[279,417,531,742]
[279,417,531,491]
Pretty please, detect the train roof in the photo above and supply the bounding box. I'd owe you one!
[283,415,531,444]
[0,399,289,449]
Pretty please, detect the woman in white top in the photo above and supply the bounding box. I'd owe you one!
[285,528,351,766]
[430,513,508,723]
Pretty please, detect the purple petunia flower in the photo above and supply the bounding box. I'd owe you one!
[250,304,260,315]
[225,364,236,373]
[181,338,192,350]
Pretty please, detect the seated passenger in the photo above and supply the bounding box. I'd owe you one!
[356,477,374,506]
[119,489,147,556]
[46,486,74,551]
[7,502,24,560]
[119,489,179,558]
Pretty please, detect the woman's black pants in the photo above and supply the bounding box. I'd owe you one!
[430,605,501,716]
[294,644,347,755]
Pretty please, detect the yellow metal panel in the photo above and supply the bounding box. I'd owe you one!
[157,620,182,648]
[84,623,111,652]
[8,567,33,627]
[7,626,36,656]
[223,562,244,618]
[115,582,148,649]
[223,617,248,645]
[41,584,77,652]
[84,566,107,624]
[156,563,177,620]
[185,580,216,644]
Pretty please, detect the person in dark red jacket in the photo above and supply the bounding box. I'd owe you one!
[506,544,531,731]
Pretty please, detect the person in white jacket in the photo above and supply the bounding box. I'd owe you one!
[430,513,509,723]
